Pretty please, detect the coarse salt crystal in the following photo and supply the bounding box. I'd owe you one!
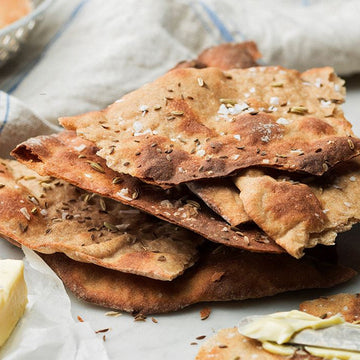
[334,84,340,91]
[117,188,133,201]
[160,200,173,208]
[228,102,248,115]
[85,173,92,179]
[276,117,289,125]
[233,154,240,160]
[74,144,86,152]
[320,99,332,108]
[218,104,229,115]
[234,134,241,141]
[139,105,148,112]
[315,78,322,88]
[262,159,270,164]
[249,87,256,93]
[267,105,277,112]
[269,97,279,105]
[40,209,48,216]
[344,201,351,207]
[196,149,206,157]
[133,121,143,132]
[20,207,30,220]
[349,176,356,182]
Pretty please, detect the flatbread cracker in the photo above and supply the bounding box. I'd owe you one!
[60,66,360,187]
[195,328,321,360]
[234,169,330,258]
[300,293,360,323]
[0,159,202,280]
[12,131,283,253]
[233,159,360,257]
[40,245,356,314]
[187,178,250,225]
[173,41,261,70]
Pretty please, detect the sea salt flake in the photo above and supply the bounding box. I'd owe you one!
[349,176,356,182]
[269,97,279,105]
[233,134,241,141]
[320,99,332,108]
[315,78,322,88]
[133,121,143,132]
[218,104,229,115]
[276,117,289,125]
[74,144,86,152]
[117,188,133,201]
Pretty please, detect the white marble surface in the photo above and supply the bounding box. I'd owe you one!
[1,75,360,359]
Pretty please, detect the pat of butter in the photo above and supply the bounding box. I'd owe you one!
[239,310,344,344]
[239,310,360,359]
[0,259,28,347]
[304,345,360,360]
[262,341,297,356]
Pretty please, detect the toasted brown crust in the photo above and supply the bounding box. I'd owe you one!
[195,328,321,360]
[0,159,203,281]
[300,293,360,323]
[11,131,283,254]
[234,169,329,258]
[59,66,359,187]
[187,178,251,225]
[40,245,356,314]
[172,41,261,71]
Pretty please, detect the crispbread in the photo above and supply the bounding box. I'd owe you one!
[300,293,360,323]
[39,245,355,314]
[195,328,321,360]
[233,159,360,257]
[173,41,261,71]
[187,178,250,225]
[0,159,203,281]
[234,169,329,258]
[60,66,360,187]
[11,131,283,253]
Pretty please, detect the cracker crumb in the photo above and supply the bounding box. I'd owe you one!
[200,307,211,320]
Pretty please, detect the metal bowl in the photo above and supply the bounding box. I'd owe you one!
[0,0,53,67]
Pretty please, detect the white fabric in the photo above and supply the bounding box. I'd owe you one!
[0,0,360,157]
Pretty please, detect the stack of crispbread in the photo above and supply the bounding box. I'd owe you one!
[2,42,360,314]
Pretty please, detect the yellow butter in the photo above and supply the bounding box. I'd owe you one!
[262,341,297,356]
[240,310,344,344]
[239,310,360,359]
[0,259,28,347]
[305,345,360,360]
